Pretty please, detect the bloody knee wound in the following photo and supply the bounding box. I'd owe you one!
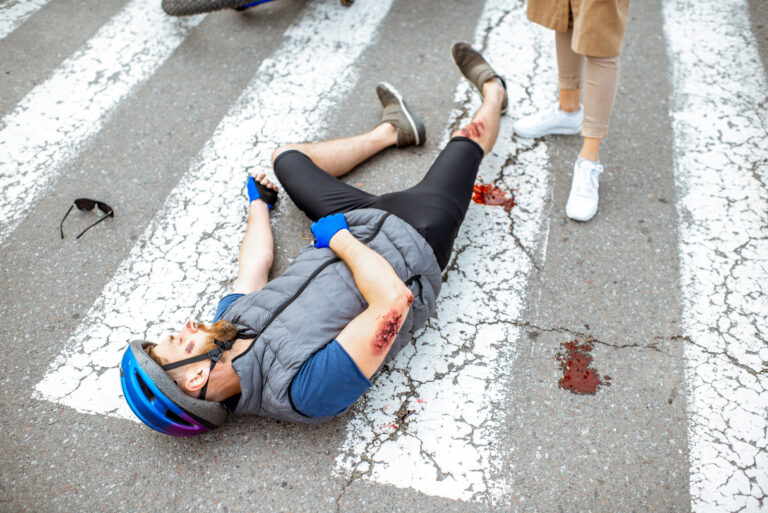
[372,311,403,355]
[457,119,485,140]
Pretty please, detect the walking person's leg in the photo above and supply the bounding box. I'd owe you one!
[579,55,620,162]
[513,24,622,222]
[512,29,584,139]
[565,54,621,221]
[556,29,584,114]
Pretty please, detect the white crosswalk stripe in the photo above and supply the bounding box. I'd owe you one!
[0,0,50,40]
[34,0,395,418]
[663,0,768,511]
[333,1,554,501]
[0,0,203,244]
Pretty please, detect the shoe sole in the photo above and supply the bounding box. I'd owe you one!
[378,81,425,146]
[566,206,598,222]
[514,125,581,139]
[451,43,507,114]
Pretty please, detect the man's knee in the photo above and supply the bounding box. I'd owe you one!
[271,144,301,167]
[452,119,486,142]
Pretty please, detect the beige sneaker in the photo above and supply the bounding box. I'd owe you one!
[451,42,508,114]
[376,82,426,147]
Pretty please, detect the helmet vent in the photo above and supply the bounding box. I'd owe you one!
[136,372,156,403]
[166,409,192,427]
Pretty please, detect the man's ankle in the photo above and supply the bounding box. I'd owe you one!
[373,121,398,143]
[482,79,505,101]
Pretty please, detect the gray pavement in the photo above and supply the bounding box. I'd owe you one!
[499,0,689,509]
[1,0,766,512]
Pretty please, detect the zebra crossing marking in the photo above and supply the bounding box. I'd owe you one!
[663,0,768,511]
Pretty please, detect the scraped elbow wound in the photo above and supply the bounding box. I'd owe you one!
[372,311,403,355]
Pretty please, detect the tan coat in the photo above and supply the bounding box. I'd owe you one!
[527,0,630,57]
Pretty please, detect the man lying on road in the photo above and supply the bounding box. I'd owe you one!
[120,43,509,435]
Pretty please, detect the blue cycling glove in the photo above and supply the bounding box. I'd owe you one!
[247,176,278,210]
[311,213,349,248]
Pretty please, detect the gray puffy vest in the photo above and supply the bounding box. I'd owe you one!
[220,208,442,424]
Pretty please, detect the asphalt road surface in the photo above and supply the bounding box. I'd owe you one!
[1,0,766,511]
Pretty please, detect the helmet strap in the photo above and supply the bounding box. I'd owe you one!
[161,339,234,400]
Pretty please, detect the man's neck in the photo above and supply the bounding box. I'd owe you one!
[203,337,252,402]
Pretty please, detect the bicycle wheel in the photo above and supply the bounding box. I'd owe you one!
[162,0,261,16]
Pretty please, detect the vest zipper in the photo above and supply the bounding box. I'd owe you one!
[404,274,423,303]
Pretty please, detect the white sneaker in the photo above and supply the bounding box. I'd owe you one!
[513,102,583,139]
[566,158,603,222]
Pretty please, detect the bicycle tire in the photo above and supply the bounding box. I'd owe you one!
[162,0,248,16]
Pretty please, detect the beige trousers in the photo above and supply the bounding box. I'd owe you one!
[556,29,620,139]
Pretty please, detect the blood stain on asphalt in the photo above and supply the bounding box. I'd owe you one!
[472,182,515,212]
[557,340,611,394]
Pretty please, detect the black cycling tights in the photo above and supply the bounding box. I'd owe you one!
[273,136,484,270]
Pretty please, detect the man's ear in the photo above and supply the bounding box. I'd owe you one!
[184,364,210,395]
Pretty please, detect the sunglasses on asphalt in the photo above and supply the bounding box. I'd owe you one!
[59,198,114,239]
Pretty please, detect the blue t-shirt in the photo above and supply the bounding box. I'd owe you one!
[213,293,244,323]
[212,294,372,418]
[290,339,372,417]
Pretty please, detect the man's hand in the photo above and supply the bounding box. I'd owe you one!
[311,213,349,248]
[247,173,278,210]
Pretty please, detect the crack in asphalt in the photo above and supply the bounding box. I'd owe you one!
[514,321,670,353]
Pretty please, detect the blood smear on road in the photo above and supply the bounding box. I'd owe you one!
[472,182,515,212]
[557,340,611,394]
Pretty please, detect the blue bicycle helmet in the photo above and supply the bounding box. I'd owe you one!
[120,340,229,436]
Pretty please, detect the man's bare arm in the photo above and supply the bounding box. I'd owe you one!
[233,174,276,294]
[329,229,413,377]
